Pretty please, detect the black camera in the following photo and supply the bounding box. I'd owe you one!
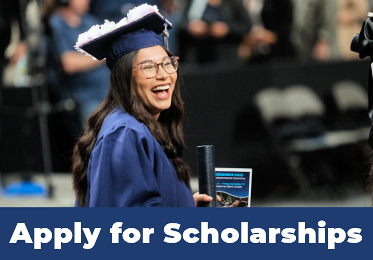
[351,16,373,59]
[351,15,373,148]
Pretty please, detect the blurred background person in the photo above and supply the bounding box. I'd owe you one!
[89,0,159,23]
[0,0,28,188]
[48,0,110,127]
[292,0,370,63]
[292,0,338,62]
[158,0,183,55]
[178,0,252,63]
[336,0,370,60]
[239,0,296,64]
[0,0,28,99]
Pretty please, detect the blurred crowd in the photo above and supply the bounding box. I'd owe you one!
[1,0,372,198]
[1,0,373,129]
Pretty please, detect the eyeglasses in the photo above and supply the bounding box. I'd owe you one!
[133,56,179,79]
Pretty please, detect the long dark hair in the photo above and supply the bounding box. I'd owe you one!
[72,48,191,206]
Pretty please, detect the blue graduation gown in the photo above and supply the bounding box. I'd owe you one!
[84,107,196,207]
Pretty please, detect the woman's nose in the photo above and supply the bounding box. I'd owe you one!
[156,64,168,78]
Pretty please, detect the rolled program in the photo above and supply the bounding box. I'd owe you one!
[196,145,217,207]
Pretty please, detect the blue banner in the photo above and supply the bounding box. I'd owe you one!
[0,208,371,259]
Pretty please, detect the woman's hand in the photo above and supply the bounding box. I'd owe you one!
[230,201,240,207]
[193,192,221,207]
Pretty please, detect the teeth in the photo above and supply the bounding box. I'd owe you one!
[152,85,170,91]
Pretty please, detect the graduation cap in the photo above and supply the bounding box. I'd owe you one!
[75,4,172,70]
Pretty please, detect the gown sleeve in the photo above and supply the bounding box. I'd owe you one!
[87,125,163,207]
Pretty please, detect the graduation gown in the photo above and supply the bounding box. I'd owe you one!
[84,107,196,207]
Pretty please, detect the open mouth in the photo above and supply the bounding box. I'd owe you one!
[151,85,170,98]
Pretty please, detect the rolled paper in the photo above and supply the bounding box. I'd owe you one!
[196,145,217,207]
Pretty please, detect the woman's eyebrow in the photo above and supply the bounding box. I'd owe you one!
[139,56,170,64]
[138,59,153,64]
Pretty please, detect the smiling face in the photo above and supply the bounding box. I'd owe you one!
[132,46,177,120]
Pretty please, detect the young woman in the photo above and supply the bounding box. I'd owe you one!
[72,5,213,207]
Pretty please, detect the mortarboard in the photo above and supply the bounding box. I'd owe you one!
[75,4,172,70]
